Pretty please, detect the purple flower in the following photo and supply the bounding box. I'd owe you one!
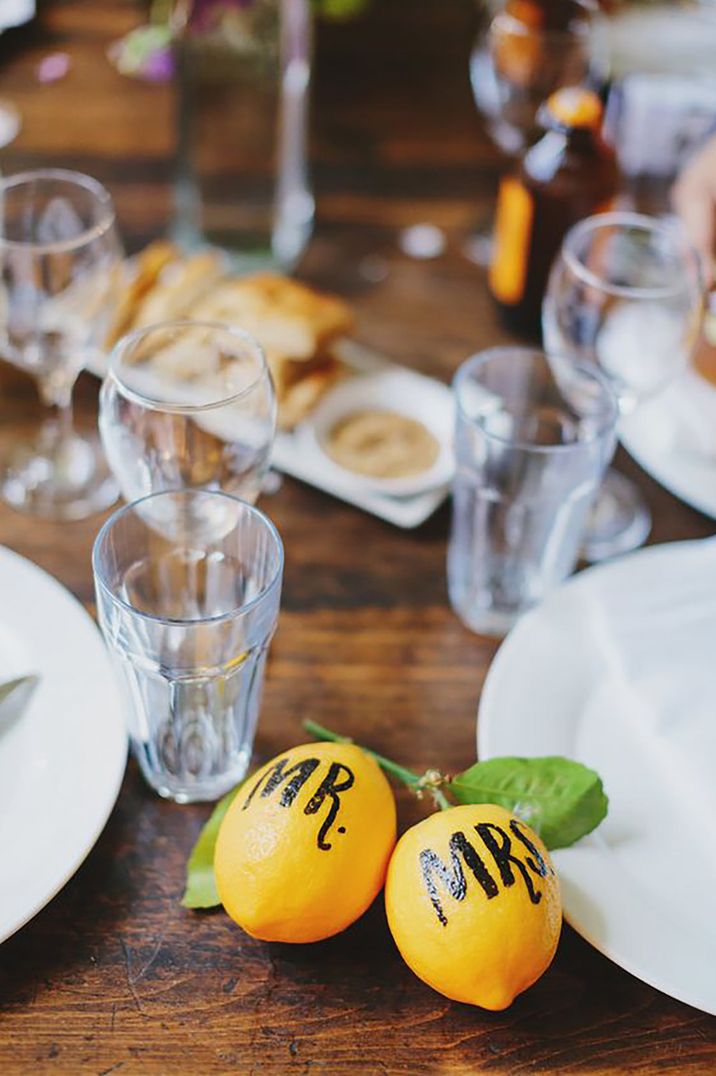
[108,26,175,83]
[187,0,256,31]
[36,52,71,84]
[143,45,175,82]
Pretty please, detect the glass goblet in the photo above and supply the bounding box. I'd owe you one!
[472,0,598,153]
[0,169,123,519]
[466,0,602,265]
[543,211,704,561]
[99,320,276,506]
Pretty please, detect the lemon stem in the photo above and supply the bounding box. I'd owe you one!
[431,788,452,811]
[303,719,451,809]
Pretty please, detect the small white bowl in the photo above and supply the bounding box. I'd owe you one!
[302,368,455,497]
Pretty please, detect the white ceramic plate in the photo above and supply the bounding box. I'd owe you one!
[0,546,127,943]
[300,367,454,498]
[621,369,716,520]
[478,538,716,1015]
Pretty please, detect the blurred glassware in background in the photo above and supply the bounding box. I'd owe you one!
[470,0,603,156]
[605,75,716,216]
[604,0,716,82]
[0,0,34,148]
[543,211,704,562]
[100,319,276,506]
[93,489,283,802]
[171,0,314,271]
[466,0,605,265]
[0,169,123,520]
[0,0,34,30]
[447,346,617,637]
[602,1,716,216]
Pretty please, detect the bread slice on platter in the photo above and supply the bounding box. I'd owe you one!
[108,248,354,429]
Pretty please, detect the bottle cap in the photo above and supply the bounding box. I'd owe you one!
[543,87,603,130]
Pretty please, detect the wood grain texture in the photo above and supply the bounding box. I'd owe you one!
[0,2,715,1073]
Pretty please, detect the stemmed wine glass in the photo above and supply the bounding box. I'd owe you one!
[467,0,603,264]
[0,169,123,519]
[99,319,277,508]
[543,211,704,561]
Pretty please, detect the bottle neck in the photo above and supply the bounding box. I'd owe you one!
[523,125,608,183]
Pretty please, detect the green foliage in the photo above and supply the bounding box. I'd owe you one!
[449,756,609,850]
[182,782,245,909]
[311,0,372,19]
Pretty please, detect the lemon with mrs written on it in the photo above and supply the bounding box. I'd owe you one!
[385,804,561,1010]
[215,742,397,943]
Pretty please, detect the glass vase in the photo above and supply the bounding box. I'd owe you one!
[172,0,313,271]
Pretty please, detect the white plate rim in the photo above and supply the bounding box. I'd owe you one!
[477,539,716,1016]
[621,373,716,521]
[0,545,127,943]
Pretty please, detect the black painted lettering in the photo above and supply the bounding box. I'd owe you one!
[303,762,355,850]
[510,819,551,878]
[475,822,543,905]
[419,831,499,927]
[242,756,321,810]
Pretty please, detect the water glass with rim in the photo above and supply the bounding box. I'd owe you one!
[99,319,276,506]
[448,346,618,637]
[93,488,284,802]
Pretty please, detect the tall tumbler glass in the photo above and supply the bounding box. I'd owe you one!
[448,347,618,637]
[93,489,283,802]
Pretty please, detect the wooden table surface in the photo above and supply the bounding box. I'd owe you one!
[0,2,715,1072]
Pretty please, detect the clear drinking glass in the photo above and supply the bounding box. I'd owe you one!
[93,489,284,802]
[99,320,277,506]
[0,169,123,519]
[447,347,618,637]
[543,211,704,561]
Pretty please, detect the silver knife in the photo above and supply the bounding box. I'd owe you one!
[0,675,39,735]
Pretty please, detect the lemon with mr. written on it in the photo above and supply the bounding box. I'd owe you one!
[215,742,397,944]
[385,804,561,1010]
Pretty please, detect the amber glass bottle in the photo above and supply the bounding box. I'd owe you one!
[489,86,619,340]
